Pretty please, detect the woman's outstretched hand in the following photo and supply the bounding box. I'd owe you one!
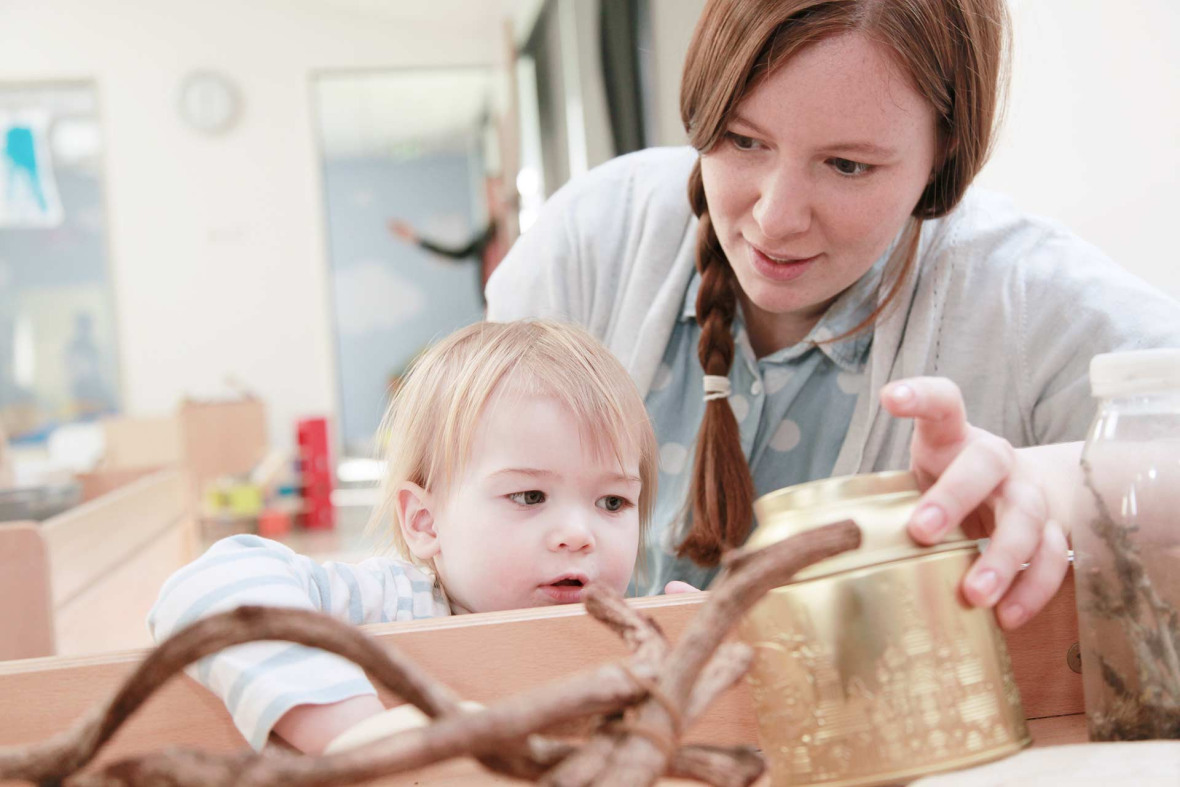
[387,219,418,243]
[881,377,1073,630]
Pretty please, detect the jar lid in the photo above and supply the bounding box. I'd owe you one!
[1091,349,1180,399]
[746,471,975,582]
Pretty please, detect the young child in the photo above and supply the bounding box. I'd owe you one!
[147,319,658,754]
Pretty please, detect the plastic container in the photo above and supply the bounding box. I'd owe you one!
[738,471,1028,786]
[1074,349,1180,740]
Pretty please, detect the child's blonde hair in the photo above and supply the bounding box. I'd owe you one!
[371,319,658,564]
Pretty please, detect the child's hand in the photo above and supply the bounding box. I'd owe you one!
[272,694,386,754]
[664,581,701,594]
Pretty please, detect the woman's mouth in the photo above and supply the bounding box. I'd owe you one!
[748,242,820,282]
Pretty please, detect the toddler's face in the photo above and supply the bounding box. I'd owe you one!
[428,392,641,614]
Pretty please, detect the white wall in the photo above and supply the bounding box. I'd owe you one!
[645,0,1180,299]
[977,0,1180,298]
[0,0,504,449]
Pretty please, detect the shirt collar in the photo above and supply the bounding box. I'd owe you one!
[679,251,887,373]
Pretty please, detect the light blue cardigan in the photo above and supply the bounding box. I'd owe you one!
[486,146,1180,472]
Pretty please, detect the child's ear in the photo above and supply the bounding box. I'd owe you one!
[394,482,440,561]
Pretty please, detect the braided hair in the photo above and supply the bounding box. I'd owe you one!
[677,161,757,566]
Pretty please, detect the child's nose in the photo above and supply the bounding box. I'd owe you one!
[546,513,595,552]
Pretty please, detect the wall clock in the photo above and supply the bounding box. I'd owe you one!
[177,71,242,135]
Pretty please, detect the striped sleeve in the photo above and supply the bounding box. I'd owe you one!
[146,534,449,750]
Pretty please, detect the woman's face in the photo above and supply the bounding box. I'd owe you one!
[700,32,938,345]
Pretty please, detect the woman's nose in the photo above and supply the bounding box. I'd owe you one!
[751,166,811,240]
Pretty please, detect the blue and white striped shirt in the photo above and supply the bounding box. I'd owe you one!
[147,535,448,749]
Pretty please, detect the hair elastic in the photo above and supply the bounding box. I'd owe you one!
[703,374,731,402]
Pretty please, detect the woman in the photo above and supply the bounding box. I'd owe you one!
[487,0,1180,627]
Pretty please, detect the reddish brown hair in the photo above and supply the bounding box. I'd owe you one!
[676,0,1010,565]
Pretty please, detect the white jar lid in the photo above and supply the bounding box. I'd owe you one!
[1090,348,1180,398]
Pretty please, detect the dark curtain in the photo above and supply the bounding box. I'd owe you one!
[599,0,648,155]
[522,1,569,195]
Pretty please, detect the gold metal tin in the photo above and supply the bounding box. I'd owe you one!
[739,471,1030,786]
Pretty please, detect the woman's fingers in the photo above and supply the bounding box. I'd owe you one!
[881,376,1070,620]
[881,378,970,459]
[907,433,1016,544]
[994,520,1071,629]
[961,477,1049,607]
[664,580,701,594]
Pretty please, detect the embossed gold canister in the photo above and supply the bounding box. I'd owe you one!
[738,471,1029,786]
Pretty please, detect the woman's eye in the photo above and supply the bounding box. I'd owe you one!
[508,490,546,506]
[726,132,759,151]
[596,495,631,513]
[829,157,873,177]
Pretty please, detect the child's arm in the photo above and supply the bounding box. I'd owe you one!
[272,694,387,754]
[148,534,448,751]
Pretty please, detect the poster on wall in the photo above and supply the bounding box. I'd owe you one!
[0,110,64,228]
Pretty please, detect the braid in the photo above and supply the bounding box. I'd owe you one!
[677,161,756,567]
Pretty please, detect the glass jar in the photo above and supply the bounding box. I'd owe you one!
[1074,349,1180,740]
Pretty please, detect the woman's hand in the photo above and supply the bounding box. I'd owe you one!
[387,219,418,243]
[881,378,1072,630]
[664,581,702,594]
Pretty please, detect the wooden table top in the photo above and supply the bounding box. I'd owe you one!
[342,713,1090,785]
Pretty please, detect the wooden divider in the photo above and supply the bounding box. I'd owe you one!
[0,575,1085,780]
[1003,570,1085,719]
[0,468,196,660]
[0,524,54,660]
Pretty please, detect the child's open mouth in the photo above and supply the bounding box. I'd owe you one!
[539,574,589,603]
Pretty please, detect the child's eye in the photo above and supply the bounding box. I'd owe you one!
[595,495,632,513]
[828,157,874,177]
[726,131,760,151]
[508,490,546,506]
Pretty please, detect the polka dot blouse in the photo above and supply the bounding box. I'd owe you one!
[635,260,883,595]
